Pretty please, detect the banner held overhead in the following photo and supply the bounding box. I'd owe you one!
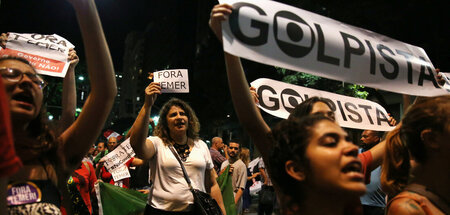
[251,78,396,131]
[221,0,449,96]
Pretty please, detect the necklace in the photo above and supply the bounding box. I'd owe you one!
[173,139,190,162]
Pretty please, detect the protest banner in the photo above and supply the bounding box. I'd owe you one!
[221,0,449,96]
[110,165,131,182]
[103,138,135,172]
[0,33,74,78]
[251,78,396,131]
[154,69,189,93]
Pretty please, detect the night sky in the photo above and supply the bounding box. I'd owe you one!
[1,0,449,139]
[1,0,448,71]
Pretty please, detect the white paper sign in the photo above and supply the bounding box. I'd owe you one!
[251,78,395,131]
[0,33,75,78]
[154,69,189,93]
[110,165,131,182]
[221,0,448,96]
[104,138,136,172]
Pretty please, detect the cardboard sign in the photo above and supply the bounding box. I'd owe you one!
[110,165,131,182]
[251,78,395,131]
[0,33,75,78]
[104,138,136,172]
[154,69,189,93]
[221,0,448,96]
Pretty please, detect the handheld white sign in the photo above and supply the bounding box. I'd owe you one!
[251,78,395,131]
[221,0,448,96]
[104,138,136,172]
[0,33,75,78]
[110,165,131,182]
[154,69,189,93]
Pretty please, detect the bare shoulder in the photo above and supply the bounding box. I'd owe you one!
[388,197,426,215]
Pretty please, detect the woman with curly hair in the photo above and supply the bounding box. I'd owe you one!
[270,114,366,214]
[0,0,117,213]
[130,82,226,215]
[381,95,450,215]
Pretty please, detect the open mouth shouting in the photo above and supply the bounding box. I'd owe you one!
[174,120,186,129]
[12,90,35,110]
[341,160,364,182]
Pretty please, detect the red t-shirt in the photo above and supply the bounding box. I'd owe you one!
[100,157,134,189]
[73,161,97,214]
[358,151,373,184]
[0,80,22,177]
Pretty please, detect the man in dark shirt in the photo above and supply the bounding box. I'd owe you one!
[209,137,227,174]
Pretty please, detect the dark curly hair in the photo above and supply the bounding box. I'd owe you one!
[269,114,333,210]
[0,56,62,167]
[153,98,200,144]
[288,96,334,120]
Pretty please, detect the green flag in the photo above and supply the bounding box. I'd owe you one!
[95,182,148,215]
[217,165,237,215]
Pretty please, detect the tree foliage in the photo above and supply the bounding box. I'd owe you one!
[276,67,368,99]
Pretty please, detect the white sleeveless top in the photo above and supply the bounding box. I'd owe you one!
[147,136,214,211]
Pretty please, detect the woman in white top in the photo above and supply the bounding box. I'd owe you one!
[130,82,226,215]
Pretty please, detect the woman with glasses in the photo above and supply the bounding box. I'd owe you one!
[0,0,116,214]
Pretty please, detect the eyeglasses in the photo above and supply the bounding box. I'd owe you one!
[0,67,47,89]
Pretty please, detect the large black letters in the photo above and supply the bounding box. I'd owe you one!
[229,3,269,46]
[341,32,365,68]
[377,44,399,80]
[274,11,315,58]
[258,85,280,110]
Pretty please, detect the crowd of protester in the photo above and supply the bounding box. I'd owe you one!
[1,1,449,215]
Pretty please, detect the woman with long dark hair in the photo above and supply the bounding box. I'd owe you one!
[1,0,117,213]
[130,82,226,214]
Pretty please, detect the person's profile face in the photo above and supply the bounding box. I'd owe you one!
[302,120,366,196]
[97,142,106,152]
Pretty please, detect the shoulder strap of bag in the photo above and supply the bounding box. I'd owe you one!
[168,145,194,190]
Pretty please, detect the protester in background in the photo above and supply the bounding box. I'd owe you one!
[130,82,226,214]
[210,136,228,174]
[107,136,118,152]
[258,159,275,215]
[1,0,117,213]
[94,141,107,166]
[67,161,97,215]
[82,144,96,165]
[382,95,450,215]
[240,147,260,213]
[221,140,247,215]
[359,130,386,215]
[95,138,144,188]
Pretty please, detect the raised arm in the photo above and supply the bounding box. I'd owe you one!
[60,0,117,171]
[210,4,272,159]
[129,82,161,160]
[58,48,78,133]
